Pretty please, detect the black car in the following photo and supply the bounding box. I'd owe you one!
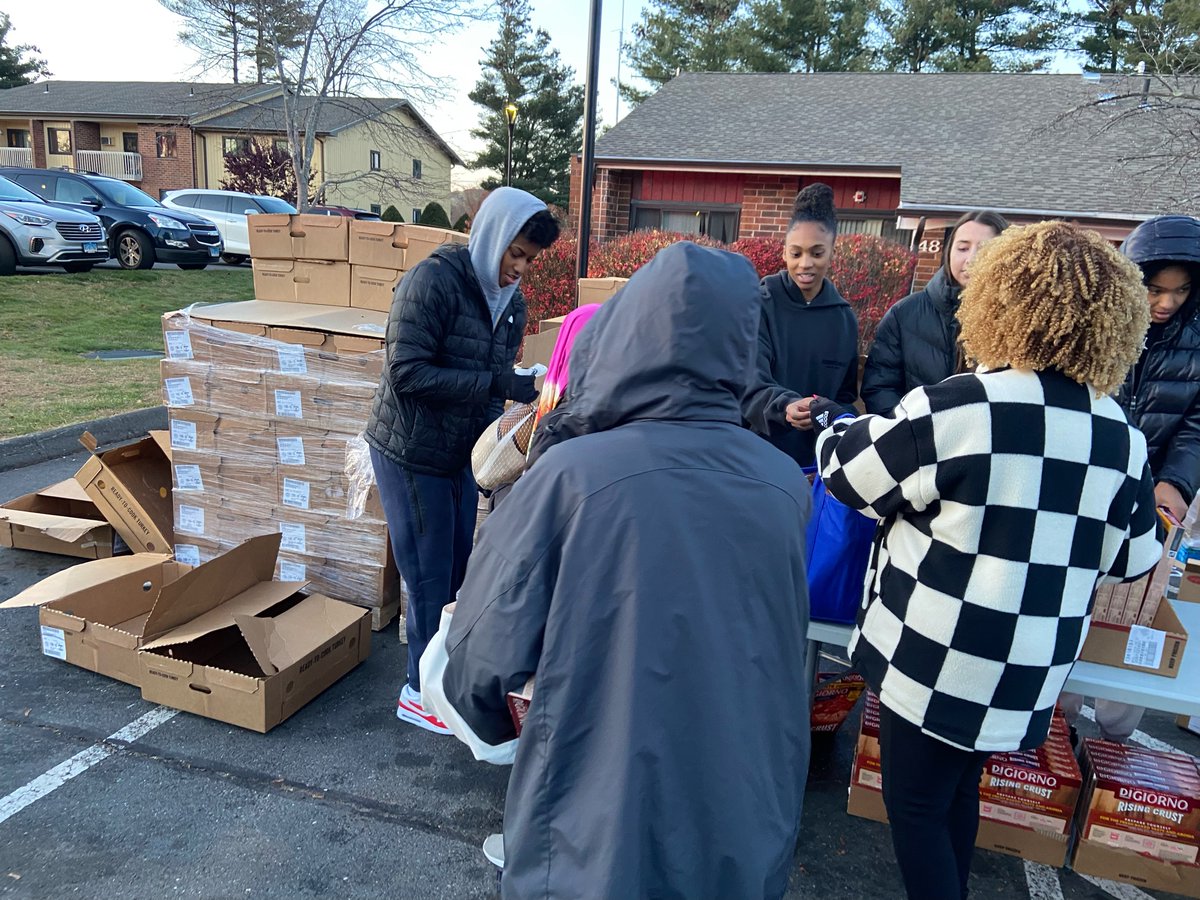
[0,167,222,270]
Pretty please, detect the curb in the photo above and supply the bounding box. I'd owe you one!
[0,406,168,473]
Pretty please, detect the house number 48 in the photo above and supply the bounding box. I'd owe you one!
[918,239,942,254]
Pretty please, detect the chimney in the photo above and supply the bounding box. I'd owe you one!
[43,83,49,93]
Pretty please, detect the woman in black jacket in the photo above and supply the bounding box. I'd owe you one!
[860,210,1008,414]
[1061,214,1200,745]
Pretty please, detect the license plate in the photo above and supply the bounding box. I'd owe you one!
[209,246,219,257]
[83,241,97,253]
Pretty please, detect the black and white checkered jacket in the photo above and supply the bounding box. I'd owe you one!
[816,367,1161,752]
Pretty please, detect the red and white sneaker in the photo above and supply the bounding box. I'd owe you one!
[397,684,452,735]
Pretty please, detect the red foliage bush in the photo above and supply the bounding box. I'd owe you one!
[830,235,918,355]
[730,237,784,279]
[588,230,721,278]
[520,234,584,332]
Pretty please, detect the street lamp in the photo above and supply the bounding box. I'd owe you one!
[504,103,518,187]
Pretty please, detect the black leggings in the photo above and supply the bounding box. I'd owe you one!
[878,704,991,900]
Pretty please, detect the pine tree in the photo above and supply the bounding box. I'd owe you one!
[738,0,877,73]
[0,13,50,89]
[621,0,745,105]
[1078,0,1200,74]
[469,0,584,207]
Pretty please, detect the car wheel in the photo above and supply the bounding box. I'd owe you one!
[62,262,95,273]
[0,237,15,276]
[178,263,209,270]
[116,231,155,270]
[220,254,246,266]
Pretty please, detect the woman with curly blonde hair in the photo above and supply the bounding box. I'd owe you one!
[806,220,1161,900]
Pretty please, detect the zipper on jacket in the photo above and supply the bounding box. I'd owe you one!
[403,468,425,535]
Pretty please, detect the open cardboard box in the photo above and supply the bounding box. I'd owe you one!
[0,478,122,558]
[1,552,189,685]
[75,430,174,554]
[137,533,371,732]
[1079,600,1188,677]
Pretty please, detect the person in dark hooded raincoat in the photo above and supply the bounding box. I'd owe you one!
[442,241,813,900]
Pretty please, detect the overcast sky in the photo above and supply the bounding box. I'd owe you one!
[7,0,648,187]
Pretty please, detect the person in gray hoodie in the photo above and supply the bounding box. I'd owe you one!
[442,241,813,899]
[743,182,860,467]
[365,187,559,733]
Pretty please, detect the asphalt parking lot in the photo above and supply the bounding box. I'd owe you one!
[1,451,1198,899]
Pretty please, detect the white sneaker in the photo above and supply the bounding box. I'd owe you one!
[483,832,505,869]
[396,684,452,735]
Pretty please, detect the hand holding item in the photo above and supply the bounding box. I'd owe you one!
[785,397,814,430]
[492,371,539,404]
[808,396,849,433]
[1154,481,1188,521]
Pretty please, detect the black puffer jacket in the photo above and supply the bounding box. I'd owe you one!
[860,268,962,415]
[365,244,525,476]
[1118,215,1200,503]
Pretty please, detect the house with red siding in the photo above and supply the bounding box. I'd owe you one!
[571,72,1191,286]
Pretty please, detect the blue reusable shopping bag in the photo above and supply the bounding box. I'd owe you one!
[803,469,878,624]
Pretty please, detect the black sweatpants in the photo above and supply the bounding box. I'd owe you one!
[878,703,991,900]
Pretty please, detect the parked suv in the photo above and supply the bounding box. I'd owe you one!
[163,189,296,264]
[0,167,222,270]
[0,174,108,275]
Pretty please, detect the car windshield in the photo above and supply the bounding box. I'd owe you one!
[0,175,49,204]
[95,178,162,208]
[258,197,297,213]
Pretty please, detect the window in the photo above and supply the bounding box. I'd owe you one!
[6,129,30,149]
[122,132,139,154]
[370,150,382,171]
[412,158,422,180]
[273,138,289,152]
[171,193,198,208]
[370,203,382,215]
[412,208,421,224]
[223,136,251,157]
[197,194,233,213]
[630,204,740,243]
[15,174,54,197]
[47,127,72,155]
[54,177,95,205]
[156,132,177,159]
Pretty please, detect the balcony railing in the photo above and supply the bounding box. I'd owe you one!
[74,150,143,181]
[0,147,33,167]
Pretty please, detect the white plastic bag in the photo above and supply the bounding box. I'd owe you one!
[344,433,376,520]
[420,606,518,765]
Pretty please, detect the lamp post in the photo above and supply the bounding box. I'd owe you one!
[575,0,603,287]
[504,103,518,187]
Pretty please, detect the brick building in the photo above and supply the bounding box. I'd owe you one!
[570,72,1191,288]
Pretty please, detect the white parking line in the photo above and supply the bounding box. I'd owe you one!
[0,707,176,826]
[1023,860,1065,900]
[1079,704,1194,757]
[1078,873,1158,899]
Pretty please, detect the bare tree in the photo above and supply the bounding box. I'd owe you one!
[259,0,484,210]
[162,0,247,82]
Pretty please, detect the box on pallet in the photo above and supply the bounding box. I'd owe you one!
[0,479,120,559]
[252,258,352,306]
[350,264,403,312]
[248,214,348,261]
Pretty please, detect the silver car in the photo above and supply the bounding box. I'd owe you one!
[0,175,107,274]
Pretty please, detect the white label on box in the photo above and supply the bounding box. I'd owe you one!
[279,561,306,581]
[177,504,205,535]
[280,522,306,553]
[277,436,306,466]
[174,544,201,566]
[1124,624,1165,669]
[276,345,307,374]
[170,419,197,451]
[174,464,204,492]
[164,377,195,408]
[275,389,303,419]
[165,330,194,360]
[282,477,310,509]
[40,626,67,660]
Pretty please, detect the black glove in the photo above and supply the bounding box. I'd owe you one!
[491,371,538,404]
[809,396,851,433]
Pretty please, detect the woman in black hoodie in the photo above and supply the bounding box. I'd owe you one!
[743,183,859,467]
[861,210,1008,415]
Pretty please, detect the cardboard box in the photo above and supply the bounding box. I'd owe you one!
[519,317,567,369]
[0,552,190,685]
[1178,561,1200,603]
[348,220,408,269]
[577,277,628,307]
[1080,600,1188,677]
[248,213,348,261]
[252,259,352,307]
[75,431,174,555]
[0,479,120,558]
[811,672,866,733]
[183,301,388,348]
[350,264,403,312]
[137,533,371,732]
[1073,839,1200,898]
[1179,715,1200,738]
[400,224,467,269]
[264,373,376,435]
